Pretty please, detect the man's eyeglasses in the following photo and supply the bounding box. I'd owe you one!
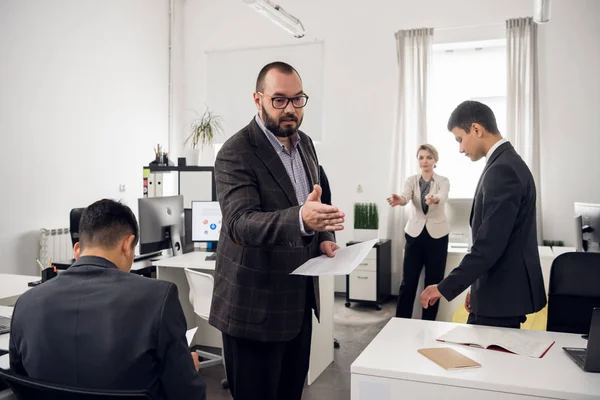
[258,92,309,109]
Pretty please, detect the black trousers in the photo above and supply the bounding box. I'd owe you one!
[396,228,449,320]
[467,313,526,329]
[222,306,313,400]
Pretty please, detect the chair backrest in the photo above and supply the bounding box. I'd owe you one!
[547,252,600,334]
[184,268,214,321]
[69,208,85,247]
[0,369,153,400]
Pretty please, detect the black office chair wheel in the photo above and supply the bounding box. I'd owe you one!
[345,302,351,308]
[375,303,383,311]
[221,379,229,390]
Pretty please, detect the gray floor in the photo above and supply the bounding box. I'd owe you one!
[201,295,396,400]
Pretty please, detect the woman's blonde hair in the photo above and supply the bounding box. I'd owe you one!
[416,144,439,165]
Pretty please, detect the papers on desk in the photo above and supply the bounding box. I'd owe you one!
[437,326,555,358]
[186,327,198,347]
[290,239,379,276]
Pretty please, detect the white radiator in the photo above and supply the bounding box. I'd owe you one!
[39,228,73,266]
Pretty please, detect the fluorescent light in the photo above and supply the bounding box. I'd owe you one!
[243,0,305,38]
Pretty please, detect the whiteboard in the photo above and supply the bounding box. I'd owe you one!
[206,42,323,143]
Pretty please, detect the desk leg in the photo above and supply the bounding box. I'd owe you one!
[307,275,334,385]
[156,266,222,349]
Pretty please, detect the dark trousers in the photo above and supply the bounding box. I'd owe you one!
[467,313,526,329]
[396,228,448,320]
[222,306,313,400]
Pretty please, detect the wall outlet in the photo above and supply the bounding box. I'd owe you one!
[119,184,126,192]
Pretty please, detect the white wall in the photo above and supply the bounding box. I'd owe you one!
[538,0,600,245]
[0,0,169,274]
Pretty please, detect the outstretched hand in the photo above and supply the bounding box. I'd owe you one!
[302,185,345,232]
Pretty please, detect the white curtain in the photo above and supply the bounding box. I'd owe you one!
[387,28,433,293]
[506,17,542,243]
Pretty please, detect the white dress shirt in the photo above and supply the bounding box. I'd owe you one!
[486,137,508,160]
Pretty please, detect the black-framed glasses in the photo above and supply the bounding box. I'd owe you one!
[258,92,309,109]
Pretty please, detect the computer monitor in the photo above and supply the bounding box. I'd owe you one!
[138,196,185,257]
[192,201,221,255]
[574,202,600,253]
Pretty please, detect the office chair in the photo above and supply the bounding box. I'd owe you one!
[547,252,600,334]
[0,369,153,399]
[69,208,85,247]
[184,268,228,390]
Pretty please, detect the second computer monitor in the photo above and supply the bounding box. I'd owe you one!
[138,195,185,257]
[192,201,222,243]
[575,202,600,253]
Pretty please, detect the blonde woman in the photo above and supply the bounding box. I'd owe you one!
[387,144,450,320]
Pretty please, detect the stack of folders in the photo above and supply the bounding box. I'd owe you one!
[418,348,481,370]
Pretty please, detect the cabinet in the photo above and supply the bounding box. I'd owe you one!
[345,240,392,310]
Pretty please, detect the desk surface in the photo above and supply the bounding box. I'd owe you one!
[352,318,600,400]
[552,246,577,257]
[0,306,14,352]
[0,274,39,306]
[152,251,216,270]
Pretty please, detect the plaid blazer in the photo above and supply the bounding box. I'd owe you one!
[209,118,334,342]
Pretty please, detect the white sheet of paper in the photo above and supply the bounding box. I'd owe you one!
[186,327,198,347]
[290,239,379,276]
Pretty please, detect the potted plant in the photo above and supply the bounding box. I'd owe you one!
[184,108,223,166]
[354,202,379,241]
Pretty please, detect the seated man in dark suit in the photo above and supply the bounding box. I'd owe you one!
[9,199,206,400]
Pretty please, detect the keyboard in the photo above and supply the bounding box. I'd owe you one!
[564,347,587,368]
[0,316,11,335]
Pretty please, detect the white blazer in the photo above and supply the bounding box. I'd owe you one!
[400,172,450,239]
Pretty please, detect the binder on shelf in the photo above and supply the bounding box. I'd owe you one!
[147,170,156,197]
[143,168,150,198]
[154,173,163,197]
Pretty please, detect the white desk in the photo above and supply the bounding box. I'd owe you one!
[553,246,577,258]
[1,299,18,400]
[152,252,219,348]
[0,274,35,362]
[0,274,39,307]
[152,251,335,385]
[427,246,555,322]
[351,318,600,400]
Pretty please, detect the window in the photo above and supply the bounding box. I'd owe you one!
[427,40,506,199]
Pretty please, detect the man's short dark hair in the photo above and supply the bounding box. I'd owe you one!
[79,199,139,250]
[256,61,301,93]
[447,100,500,134]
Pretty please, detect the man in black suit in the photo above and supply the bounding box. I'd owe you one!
[210,62,345,400]
[9,199,206,399]
[420,100,546,328]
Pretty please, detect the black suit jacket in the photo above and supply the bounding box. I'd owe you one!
[9,256,206,400]
[438,142,547,317]
[209,118,334,342]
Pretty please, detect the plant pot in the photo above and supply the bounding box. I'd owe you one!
[354,229,379,242]
[184,146,215,166]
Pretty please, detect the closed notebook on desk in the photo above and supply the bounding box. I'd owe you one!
[418,348,481,370]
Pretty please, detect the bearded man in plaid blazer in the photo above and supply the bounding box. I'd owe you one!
[209,62,345,400]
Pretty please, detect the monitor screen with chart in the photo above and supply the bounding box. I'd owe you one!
[191,201,222,242]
